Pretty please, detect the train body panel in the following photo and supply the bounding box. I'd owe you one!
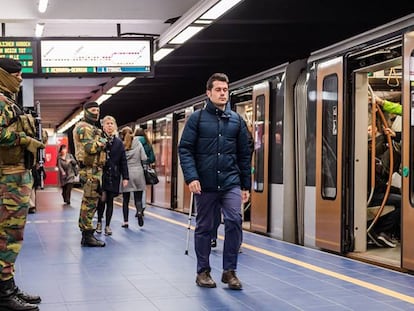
[304,186,316,248]
[401,30,414,270]
[135,14,414,273]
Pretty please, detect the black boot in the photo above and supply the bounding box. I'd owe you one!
[81,230,105,247]
[8,279,41,304]
[0,279,39,311]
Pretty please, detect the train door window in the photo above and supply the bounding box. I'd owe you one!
[253,94,265,192]
[321,74,339,199]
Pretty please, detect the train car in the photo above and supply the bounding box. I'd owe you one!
[135,13,414,273]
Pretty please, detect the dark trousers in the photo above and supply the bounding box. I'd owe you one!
[97,191,117,226]
[122,191,143,222]
[195,187,242,274]
[369,192,401,238]
[61,183,73,204]
[211,208,221,240]
[211,208,243,247]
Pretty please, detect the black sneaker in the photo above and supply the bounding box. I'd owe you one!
[211,239,217,248]
[377,232,397,248]
[367,231,383,247]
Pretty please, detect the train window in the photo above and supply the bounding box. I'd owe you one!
[253,94,265,192]
[321,74,338,199]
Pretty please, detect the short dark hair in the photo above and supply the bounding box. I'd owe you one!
[206,73,229,91]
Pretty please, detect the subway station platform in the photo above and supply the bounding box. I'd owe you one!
[15,188,414,310]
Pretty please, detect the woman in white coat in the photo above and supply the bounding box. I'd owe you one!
[120,126,147,227]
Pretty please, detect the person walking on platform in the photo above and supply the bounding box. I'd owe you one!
[134,127,155,216]
[73,101,107,247]
[0,58,44,310]
[57,144,77,205]
[96,116,129,236]
[29,163,46,214]
[178,73,252,290]
[120,126,147,228]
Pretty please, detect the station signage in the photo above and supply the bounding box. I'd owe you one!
[39,38,153,77]
[0,39,38,74]
[0,37,154,77]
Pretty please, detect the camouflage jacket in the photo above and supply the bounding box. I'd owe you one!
[73,120,107,167]
[0,95,32,168]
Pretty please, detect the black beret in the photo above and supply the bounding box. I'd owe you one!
[0,58,22,74]
[83,101,99,110]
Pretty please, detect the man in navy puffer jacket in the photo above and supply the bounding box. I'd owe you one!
[179,73,251,290]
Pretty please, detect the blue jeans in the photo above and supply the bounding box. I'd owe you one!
[194,187,242,274]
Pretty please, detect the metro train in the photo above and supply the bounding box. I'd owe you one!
[133,14,414,272]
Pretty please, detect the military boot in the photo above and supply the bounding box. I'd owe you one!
[9,279,41,304]
[0,279,39,311]
[81,230,105,247]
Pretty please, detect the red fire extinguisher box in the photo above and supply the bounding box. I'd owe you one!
[44,145,58,186]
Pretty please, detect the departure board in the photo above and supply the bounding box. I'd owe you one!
[0,40,38,74]
[40,38,153,76]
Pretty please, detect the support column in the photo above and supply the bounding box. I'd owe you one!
[22,78,34,107]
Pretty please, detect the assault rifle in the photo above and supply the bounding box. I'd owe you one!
[35,101,45,189]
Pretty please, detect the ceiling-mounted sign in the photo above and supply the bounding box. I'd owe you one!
[39,38,153,76]
[0,39,38,74]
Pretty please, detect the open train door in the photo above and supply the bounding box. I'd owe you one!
[250,82,270,233]
[401,30,414,270]
[315,57,344,252]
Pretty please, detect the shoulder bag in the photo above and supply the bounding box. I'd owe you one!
[143,163,159,185]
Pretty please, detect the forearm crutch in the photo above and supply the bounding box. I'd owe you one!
[185,192,194,255]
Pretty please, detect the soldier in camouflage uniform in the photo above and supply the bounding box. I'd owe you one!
[73,101,107,247]
[0,58,45,310]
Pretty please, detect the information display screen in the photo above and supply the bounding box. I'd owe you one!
[40,38,153,76]
[0,39,38,74]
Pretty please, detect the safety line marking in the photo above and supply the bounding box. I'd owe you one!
[144,209,414,304]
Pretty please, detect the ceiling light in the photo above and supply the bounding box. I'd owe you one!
[38,0,49,13]
[106,86,122,95]
[154,48,175,62]
[169,26,204,45]
[194,19,213,25]
[35,23,45,37]
[57,111,83,133]
[157,0,245,52]
[95,94,112,105]
[200,0,243,20]
[117,77,135,86]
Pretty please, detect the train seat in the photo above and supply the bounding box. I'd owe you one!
[367,205,395,221]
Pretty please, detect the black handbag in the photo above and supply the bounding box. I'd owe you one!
[143,164,159,185]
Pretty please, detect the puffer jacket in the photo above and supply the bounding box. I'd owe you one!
[178,100,251,192]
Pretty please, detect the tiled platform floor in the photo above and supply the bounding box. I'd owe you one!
[14,188,414,310]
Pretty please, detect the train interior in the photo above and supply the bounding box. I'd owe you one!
[350,41,402,269]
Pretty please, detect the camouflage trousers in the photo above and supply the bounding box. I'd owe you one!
[78,167,102,232]
[0,170,33,281]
